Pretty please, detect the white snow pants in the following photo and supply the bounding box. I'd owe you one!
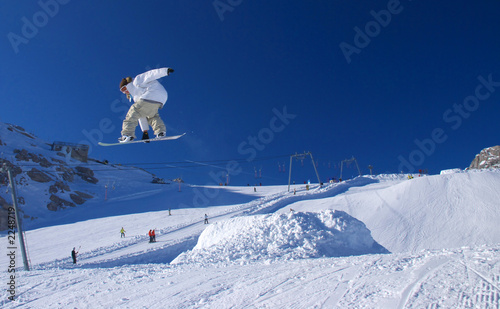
[121,99,166,138]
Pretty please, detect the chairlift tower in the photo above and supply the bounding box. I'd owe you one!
[2,164,30,271]
[340,156,361,180]
[288,152,321,192]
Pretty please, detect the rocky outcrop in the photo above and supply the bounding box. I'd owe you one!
[70,191,94,205]
[55,165,75,182]
[75,166,98,184]
[0,196,12,230]
[7,124,35,139]
[47,195,75,211]
[0,195,34,230]
[469,146,500,169]
[0,121,158,230]
[27,168,52,183]
[49,181,71,194]
[14,149,52,168]
[0,159,23,178]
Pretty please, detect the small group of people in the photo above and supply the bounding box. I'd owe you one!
[148,229,156,243]
[328,177,339,183]
[120,227,156,243]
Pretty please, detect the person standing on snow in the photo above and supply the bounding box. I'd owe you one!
[120,227,126,238]
[148,230,153,243]
[118,67,174,143]
[71,247,78,264]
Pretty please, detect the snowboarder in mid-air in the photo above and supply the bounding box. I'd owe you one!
[118,67,174,143]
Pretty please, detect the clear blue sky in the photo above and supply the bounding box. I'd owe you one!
[1,1,500,185]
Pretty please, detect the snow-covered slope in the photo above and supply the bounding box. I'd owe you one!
[284,171,500,253]
[0,121,174,230]
[4,245,498,308]
[1,168,500,308]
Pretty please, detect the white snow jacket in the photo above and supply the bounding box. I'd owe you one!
[126,68,171,106]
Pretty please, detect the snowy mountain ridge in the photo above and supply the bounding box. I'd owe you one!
[470,145,500,169]
[0,121,165,230]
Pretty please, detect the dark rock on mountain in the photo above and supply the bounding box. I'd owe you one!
[469,146,500,169]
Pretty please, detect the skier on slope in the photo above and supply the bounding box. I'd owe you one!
[71,247,78,264]
[118,67,174,143]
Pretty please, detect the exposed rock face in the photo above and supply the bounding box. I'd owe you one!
[14,149,52,167]
[47,195,75,211]
[0,196,12,230]
[469,146,500,169]
[75,166,99,184]
[0,159,23,178]
[49,181,71,194]
[0,195,34,230]
[0,121,156,230]
[55,165,75,182]
[7,124,35,139]
[70,191,94,205]
[27,168,52,183]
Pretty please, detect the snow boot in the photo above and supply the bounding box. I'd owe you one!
[142,131,150,143]
[118,135,134,143]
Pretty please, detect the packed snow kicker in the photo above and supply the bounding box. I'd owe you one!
[172,210,388,265]
[1,125,500,308]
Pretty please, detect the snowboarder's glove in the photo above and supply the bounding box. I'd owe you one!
[167,68,174,75]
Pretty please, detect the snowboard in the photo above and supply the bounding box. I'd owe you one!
[98,133,186,146]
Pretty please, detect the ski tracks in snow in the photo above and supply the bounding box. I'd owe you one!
[251,264,353,308]
[244,178,378,216]
[397,255,451,309]
[457,248,500,309]
[398,247,500,309]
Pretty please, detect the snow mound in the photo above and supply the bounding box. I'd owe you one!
[172,210,388,265]
[292,170,500,253]
[440,168,463,175]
